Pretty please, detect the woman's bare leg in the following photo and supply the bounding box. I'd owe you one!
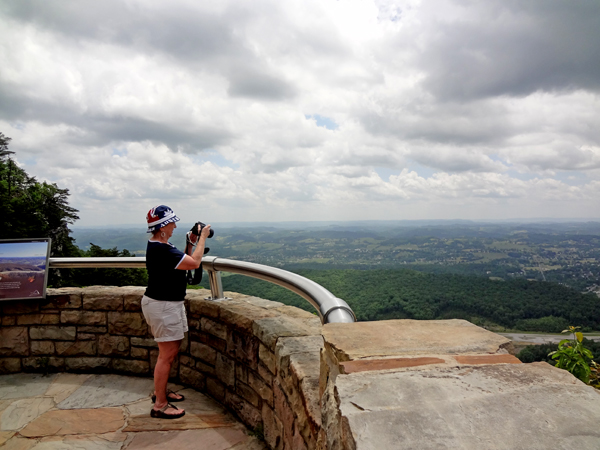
[153,340,183,414]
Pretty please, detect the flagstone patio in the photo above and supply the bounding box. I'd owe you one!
[0,373,266,450]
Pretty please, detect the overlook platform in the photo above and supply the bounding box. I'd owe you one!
[1,286,600,449]
[0,372,265,449]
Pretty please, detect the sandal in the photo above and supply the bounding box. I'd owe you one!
[150,403,185,419]
[151,389,185,403]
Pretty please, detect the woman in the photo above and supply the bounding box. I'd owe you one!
[141,205,211,419]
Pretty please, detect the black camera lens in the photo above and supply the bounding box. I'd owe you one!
[191,221,214,238]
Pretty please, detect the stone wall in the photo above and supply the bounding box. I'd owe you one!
[0,286,325,450]
[4,286,599,449]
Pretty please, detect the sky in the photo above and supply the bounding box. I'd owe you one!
[0,241,49,258]
[1,0,599,227]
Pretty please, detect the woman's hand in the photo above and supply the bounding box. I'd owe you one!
[186,231,198,245]
[200,224,211,239]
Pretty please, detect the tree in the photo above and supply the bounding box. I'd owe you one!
[0,132,14,158]
[0,132,80,286]
[71,243,148,287]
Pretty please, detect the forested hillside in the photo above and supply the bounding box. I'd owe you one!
[219,268,600,332]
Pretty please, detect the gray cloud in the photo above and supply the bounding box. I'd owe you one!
[227,66,296,100]
[1,0,599,225]
[415,0,600,101]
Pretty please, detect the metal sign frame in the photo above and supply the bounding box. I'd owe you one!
[0,238,52,301]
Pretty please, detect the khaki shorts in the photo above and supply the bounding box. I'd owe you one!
[141,295,188,342]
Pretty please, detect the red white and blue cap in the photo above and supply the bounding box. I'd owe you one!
[146,205,180,233]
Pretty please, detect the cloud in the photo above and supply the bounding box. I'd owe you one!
[411,0,600,101]
[0,0,599,226]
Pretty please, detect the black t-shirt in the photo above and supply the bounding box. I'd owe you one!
[144,240,187,301]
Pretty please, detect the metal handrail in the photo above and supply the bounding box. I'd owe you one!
[48,256,356,324]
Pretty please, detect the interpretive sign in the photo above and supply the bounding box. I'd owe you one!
[0,238,51,301]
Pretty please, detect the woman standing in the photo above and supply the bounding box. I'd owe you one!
[141,205,211,419]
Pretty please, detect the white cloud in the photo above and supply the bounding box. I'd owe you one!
[0,0,599,226]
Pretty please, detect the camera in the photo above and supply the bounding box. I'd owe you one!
[190,221,214,238]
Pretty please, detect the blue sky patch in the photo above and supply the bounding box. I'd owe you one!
[306,114,338,130]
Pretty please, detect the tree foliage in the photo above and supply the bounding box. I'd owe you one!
[70,243,147,287]
[221,268,600,331]
[0,132,80,286]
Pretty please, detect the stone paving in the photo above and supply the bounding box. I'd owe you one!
[0,373,267,450]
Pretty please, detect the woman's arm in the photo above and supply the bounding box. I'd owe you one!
[177,224,211,270]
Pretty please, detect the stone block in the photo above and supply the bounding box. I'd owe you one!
[16,313,60,325]
[83,287,124,311]
[334,363,600,450]
[228,331,259,370]
[243,296,285,309]
[273,381,294,448]
[262,403,284,450]
[293,426,309,450]
[111,358,150,375]
[22,357,65,373]
[77,326,108,334]
[201,317,228,340]
[197,331,227,353]
[259,343,277,375]
[65,357,110,371]
[187,296,220,319]
[55,340,97,357]
[276,335,324,360]
[220,302,278,334]
[43,288,83,309]
[258,362,274,386]
[206,377,226,402]
[322,319,512,361]
[190,341,217,365]
[275,305,317,320]
[31,341,55,355]
[1,316,16,326]
[30,326,76,341]
[253,315,321,351]
[150,349,159,371]
[236,381,261,408]
[107,312,147,336]
[122,287,145,311]
[299,376,322,436]
[277,366,313,445]
[77,333,97,341]
[236,364,249,384]
[249,370,274,407]
[0,358,21,374]
[216,352,236,387]
[61,310,106,326]
[454,354,522,365]
[180,355,194,367]
[340,356,446,374]
[0,327,29,356]
[225,391,262,429]
[180,334,189,353]
[98,335,130,356]
[276,336,323,389]
[188,318,200,331]
[179,365,205,391]
[2,301,39,315]
[195,359,217,376]
[130,337,158,348]
[131,347,148,359]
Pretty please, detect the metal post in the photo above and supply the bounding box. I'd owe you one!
[206,269,226,300]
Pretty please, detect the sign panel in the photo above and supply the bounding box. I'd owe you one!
[0,238,51,301]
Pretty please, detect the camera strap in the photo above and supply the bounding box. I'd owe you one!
[185,232,208,286]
